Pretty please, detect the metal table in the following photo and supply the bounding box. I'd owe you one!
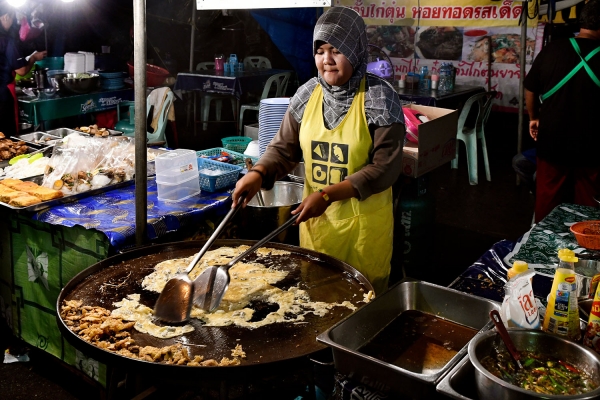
[174,68,293,135]
[18,87,135,130]
[396,84,486,110]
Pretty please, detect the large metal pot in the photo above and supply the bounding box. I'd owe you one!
[238,181,303,245]
[468,329,600,399]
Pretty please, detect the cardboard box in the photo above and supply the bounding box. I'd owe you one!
[401,104,458,178]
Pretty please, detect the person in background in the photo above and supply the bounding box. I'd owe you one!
[0,2,46,136]
[512,148,537,195]
[232,7,405,294]
[525,0,600,222]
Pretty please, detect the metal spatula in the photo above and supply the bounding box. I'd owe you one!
[153,193,245,323]
[194,213,299,312]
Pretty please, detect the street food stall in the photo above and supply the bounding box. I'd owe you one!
[3,0,600,399]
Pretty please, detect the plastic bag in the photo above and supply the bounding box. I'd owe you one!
[402,108,430,144]
[500,270,541,329]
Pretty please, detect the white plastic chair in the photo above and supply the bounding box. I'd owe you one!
[196,62,237,131]
[239,71,291,135]
[117,89,174,147]
[243,56,272,70]
[450,91,496,185]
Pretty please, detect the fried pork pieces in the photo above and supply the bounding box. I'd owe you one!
[60,300,245,366]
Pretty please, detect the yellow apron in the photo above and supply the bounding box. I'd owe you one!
[299,77,393,295]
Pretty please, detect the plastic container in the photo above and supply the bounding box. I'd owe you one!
[570,220,600,250]
[197,157,242,192]
[507,260,529,280]
[221,136,252,153]
[155,149,198,183]
[156,174,200,203]
[542,248,581,341]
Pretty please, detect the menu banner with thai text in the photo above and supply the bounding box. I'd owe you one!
[335,0,538,27]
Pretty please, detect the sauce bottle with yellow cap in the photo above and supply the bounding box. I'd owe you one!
[542,249,581,341]
[507,260,529,280]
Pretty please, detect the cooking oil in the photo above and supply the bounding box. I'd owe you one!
[542,249,581,341]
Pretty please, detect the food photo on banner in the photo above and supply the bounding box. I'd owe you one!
[337,0,541,111]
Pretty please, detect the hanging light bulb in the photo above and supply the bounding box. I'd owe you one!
[7,0,26,7]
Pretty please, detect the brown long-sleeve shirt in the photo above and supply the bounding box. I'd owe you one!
[256,109,405,200]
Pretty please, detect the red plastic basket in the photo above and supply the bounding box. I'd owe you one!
[127,62,170,87]
[570,220,600,250]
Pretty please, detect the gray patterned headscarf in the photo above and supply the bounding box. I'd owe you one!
[289,6,404,129]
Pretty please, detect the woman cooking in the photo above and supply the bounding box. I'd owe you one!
[232,7,405,294]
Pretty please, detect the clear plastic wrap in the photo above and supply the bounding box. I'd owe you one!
[42,135,136,194]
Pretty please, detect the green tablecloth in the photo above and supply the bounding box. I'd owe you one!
[0,210,110,385]
[503,203,600,277]
[18,88,134,127]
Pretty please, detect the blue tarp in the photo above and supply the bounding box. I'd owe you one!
[251,8,320,84]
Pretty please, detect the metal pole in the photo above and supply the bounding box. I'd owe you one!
[188,1,197,131]
[134,0,148,246]
[189,1,197,71]
[517,2,527,185]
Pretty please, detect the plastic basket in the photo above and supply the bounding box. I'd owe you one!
[221,136,252,153]
[197,157,242,192]
[196,147,258,166]
[570,220,600,250]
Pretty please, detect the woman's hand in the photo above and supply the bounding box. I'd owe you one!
[232,170,263,208]
[529,119,539,141]
[292,191,329,224]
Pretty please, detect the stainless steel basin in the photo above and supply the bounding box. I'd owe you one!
[317,280,501,399]
[436,356,480,400]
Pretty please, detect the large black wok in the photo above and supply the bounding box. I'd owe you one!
[56,239,373,379]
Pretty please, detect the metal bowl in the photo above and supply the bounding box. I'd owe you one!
[61,73,100,94]
[238,181,303,245]
[468,329,600,399]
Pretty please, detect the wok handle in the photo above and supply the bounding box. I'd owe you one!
[184,192,246,274]
[225,213,300,270]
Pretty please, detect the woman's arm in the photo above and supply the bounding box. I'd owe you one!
[15,50,46,77]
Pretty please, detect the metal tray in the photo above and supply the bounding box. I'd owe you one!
[44,128,80,138]
[13,132,62,146]
[436,356,479,400]
[76,128,123,137]
[0,176,135,213]
[316,280,501,399]
[0,141,50,169]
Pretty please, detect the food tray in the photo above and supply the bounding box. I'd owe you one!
[221,136,252,153]
[0,141,49,169]
[197,157,242,192]
[435,356,479,400]
[44,128,80,138]
[316,279,501,399]
[0,177,136,213]
[76,129,123,137]
[196,147,258,166]
[13,132,62,147]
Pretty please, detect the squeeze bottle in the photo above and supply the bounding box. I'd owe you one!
[542,249,581,341]
[507,260,529,280]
